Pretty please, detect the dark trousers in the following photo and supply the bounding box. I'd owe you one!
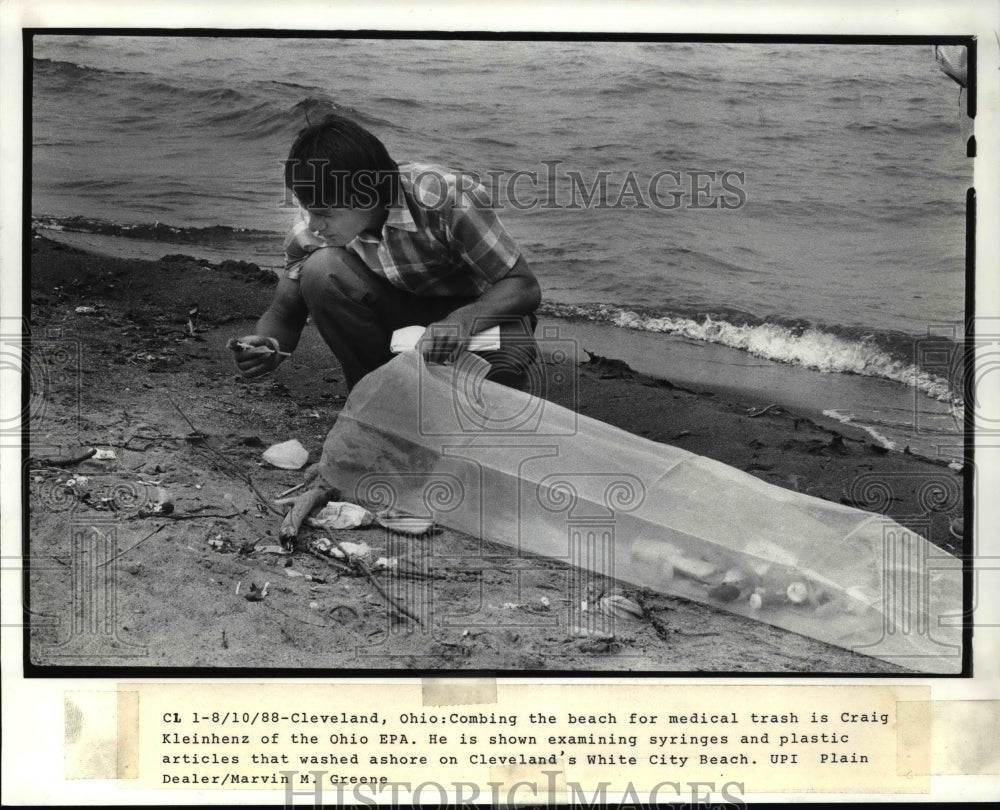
[298,246,539,391]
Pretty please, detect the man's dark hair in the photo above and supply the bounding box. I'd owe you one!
[284,113,398,211]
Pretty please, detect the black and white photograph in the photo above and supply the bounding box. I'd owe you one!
[20,31,974,676]
[5,1,1000,805]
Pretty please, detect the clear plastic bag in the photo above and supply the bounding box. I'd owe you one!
[316,351,962,673]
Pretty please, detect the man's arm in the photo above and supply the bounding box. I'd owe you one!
[420,255,541,364]
[229,276,310,378]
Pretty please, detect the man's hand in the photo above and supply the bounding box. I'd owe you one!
[417,256,540,366]
[419,319,471,365]
[227,335,285,378]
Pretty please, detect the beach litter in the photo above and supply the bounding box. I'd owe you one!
[597,593,644,619]
[244,582,269,602]
[375,510,435,535]
[227,338,292,358]
[310,538,380,563]
[262,439,309,470]
[308,501,375,530]
[303,349,962,674]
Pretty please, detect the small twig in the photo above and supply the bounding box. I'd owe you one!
[748,404,778,418]
[31,448,97,467]
[332,540,422,624]
[130,510,240,521]
[195,445,284,516]
[167,394,202,435]
[278,482,308,498]
[166,393,283,518]
[98,524,166,567]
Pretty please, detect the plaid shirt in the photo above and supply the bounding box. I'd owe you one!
[283,162,521,297]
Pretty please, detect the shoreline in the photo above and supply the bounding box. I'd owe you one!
[32,226,965,463]
[23,235,965,671]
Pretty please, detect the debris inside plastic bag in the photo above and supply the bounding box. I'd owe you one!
[308,501,375,530]
[262,439,309,470]
[309,349,963,674]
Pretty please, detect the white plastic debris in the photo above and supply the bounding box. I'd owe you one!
[308,501,375,530]
[262,439,309,470]
[374,556,398,571]
[310,538,382,565]
[376,510,435,535]
[328,541,375,559]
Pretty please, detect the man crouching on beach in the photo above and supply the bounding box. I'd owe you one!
[229,113,541,392]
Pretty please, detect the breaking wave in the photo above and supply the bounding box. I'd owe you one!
[540,302,962,405]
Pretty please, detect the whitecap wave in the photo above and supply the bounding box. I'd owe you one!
[541,302,963,406]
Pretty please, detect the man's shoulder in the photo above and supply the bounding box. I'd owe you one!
[398,162,489,212]
[398,162,463,209]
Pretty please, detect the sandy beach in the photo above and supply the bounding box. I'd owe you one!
[25,234,964,673]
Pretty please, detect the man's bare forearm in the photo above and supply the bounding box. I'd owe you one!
[447,258,541,334]
[255,308,305,354]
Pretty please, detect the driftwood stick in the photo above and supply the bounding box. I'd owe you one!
[31,447,97,467]
[279,485,334,544]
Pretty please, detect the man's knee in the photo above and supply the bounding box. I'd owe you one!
[298,247,377,303]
